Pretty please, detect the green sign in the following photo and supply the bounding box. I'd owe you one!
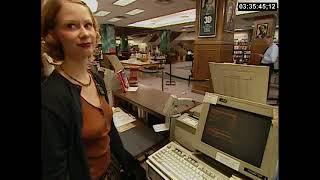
[199,0,217,37]
[120,34,129,52]
[100,24,116,53]
[160,30,171,54]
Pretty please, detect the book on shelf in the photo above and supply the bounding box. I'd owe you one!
[233,40,251,64]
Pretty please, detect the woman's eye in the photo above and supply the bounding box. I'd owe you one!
[67,24,77,29]
[85,23,93,29]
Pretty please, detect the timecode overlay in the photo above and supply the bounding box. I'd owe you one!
[238,3,278,11]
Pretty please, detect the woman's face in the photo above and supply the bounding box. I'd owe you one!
[53,2,96,59]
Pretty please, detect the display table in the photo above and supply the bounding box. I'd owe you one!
[120,59,160,68]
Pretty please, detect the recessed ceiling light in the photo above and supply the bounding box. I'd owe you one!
[81,0,98,13]
[108,18,121,22]
[125,9,144,16]
[113,0,136,7]
[94,11,111,17]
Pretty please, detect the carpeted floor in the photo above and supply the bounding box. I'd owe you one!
[163,61,193,80]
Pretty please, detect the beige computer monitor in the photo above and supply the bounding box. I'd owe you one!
[209,62,269,104]
[193,93,278,180]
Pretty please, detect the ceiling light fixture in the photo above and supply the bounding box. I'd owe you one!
[108,18,122,22]
[125,9,145,16]
[113,0,136,7]
[94,11,111,17]
[81,0,98,13]
[235,28,246,31]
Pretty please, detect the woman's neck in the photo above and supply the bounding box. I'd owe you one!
[61,56,90,80]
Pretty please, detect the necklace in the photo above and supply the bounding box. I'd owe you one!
[60,66,92,87]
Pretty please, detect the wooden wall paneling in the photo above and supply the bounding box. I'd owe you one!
[192,0,236,94]
[195,47,218,80]
[220,45,233,63]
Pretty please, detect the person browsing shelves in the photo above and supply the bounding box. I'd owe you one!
[256,35,279,98]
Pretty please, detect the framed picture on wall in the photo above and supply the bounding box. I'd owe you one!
[199,0,217,37]
[223,0,237,32]
[256,23,268,39]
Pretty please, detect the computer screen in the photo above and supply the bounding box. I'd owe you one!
[193,94,278,180]
[202,104,271,168]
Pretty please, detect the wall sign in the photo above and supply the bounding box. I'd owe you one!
[199,0,217,37]
[224,0,237,32]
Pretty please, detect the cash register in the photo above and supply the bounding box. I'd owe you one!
[146,93,278,180]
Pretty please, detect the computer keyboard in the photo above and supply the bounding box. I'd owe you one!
[148,141,229,180]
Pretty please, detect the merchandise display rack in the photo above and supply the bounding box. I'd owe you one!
[233,40,251,64]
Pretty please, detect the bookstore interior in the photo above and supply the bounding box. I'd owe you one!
[41,0,279,179]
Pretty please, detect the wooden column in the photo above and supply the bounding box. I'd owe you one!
[192,0,236,94]
[249,15,277,65]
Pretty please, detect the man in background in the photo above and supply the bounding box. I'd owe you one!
[256,35,279,99]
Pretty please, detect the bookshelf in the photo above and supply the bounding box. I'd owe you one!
[233,40,251,64]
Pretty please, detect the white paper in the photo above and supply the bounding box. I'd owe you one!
[152,123,169,132]
[112,107,136,128]
[203,92,218,104]
[127,87,139,91]
[215,152,240,171]
[177,114,198,128]
[183,116,198,127]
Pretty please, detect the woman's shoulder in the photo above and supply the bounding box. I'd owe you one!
[42,71,80,109]
[42,71,67,94]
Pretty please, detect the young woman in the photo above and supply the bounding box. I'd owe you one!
[41,0,138,179]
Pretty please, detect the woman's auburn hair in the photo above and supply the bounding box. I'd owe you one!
[41,0,100,60]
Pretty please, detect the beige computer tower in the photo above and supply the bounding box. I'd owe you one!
[209,62,269,104]
[170,117,197,152]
